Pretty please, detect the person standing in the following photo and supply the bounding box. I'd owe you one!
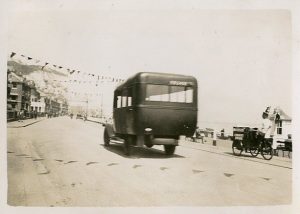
[260,107,276,149]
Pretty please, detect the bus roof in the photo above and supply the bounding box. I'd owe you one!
[115,72,197,91]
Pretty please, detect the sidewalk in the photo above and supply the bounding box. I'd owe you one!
[181,137,293,162]
[86,117,104,124]
[7,117,45,128]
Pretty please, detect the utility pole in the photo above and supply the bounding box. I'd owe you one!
[86,96,89,117]
[100,93,103,118]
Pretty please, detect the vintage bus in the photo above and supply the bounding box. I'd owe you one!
[103,72,198,156]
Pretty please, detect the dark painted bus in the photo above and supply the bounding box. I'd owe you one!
[103,72,198,156]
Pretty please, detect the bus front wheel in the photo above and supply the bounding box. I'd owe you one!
[164,145,176,155]
[103,128,110,147]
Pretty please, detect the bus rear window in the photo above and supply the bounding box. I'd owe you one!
[145,84,193,103]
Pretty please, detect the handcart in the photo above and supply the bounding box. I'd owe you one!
[232,127,273,160]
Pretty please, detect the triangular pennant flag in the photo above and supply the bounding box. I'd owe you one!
[27,57,32,60]
[10,52,16,58]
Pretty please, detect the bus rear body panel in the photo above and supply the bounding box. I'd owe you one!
[136,105,197,137]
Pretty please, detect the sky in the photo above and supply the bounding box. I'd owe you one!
[6,1,293,126]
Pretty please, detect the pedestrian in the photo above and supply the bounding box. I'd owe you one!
[221,129,225,138]
[259,107,276,148]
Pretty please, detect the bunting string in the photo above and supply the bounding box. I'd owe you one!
[9,51,126,83]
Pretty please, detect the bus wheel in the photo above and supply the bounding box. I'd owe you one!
[164,145,176,155]
[146,144,153,148]
[123,136,132,156]
[103,128,110,147]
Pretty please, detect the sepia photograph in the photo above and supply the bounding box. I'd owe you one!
[1,0,300,213]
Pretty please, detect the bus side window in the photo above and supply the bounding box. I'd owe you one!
[128,97,132,106]
[122,96,127,107]
[117,96,122,108]
[185,87,193,103]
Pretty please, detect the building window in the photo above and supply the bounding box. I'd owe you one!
[277,121,282,135]
[11,95,18,101]
[12,83,17,88]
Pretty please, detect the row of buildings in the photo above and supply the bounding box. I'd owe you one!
[7,67,68,121]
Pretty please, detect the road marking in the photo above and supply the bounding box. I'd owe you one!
[33,158,44,161]
[38,170,50,175]
[15,154,29,156]
[224,173,234,177]
[160,167,168,171]
[107,163,118,166]
[64,161,77,164]
[86,162,98,165]
[260,177,271,181]
[192,169,204,174]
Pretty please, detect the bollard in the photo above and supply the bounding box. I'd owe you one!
[213,131,217,146]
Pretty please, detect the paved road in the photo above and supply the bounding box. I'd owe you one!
[7,117,292,206]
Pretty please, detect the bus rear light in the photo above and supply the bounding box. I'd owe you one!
[145,128,152,132]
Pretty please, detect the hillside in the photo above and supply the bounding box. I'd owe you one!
[7,60,69,101]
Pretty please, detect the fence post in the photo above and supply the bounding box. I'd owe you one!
[213,131,217,146]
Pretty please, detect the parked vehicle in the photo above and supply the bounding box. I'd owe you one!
[103,72,198,156]
[232,126,273,160]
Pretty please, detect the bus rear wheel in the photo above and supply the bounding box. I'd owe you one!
[123,135,135,156]
[164,145,176,155]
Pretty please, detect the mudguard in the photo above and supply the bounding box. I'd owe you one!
[104,123,115,138]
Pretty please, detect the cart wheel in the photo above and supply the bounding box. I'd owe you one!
[232,140,242,156]
[103,127,110,147]
[260,142,273,160]
[164,145,176,155]
[249,147,259,157]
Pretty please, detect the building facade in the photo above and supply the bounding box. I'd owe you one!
[7,72,31,120]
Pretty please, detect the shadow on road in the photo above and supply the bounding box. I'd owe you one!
[100,144,185,159]
[223,152,257,158]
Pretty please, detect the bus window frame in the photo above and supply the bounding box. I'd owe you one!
[144,83,195,104]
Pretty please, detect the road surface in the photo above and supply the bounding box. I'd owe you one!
[7,116,292,206]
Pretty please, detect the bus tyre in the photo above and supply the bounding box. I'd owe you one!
[103,128,110,147]
[164,145,176,155]
[123,136,133,156]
